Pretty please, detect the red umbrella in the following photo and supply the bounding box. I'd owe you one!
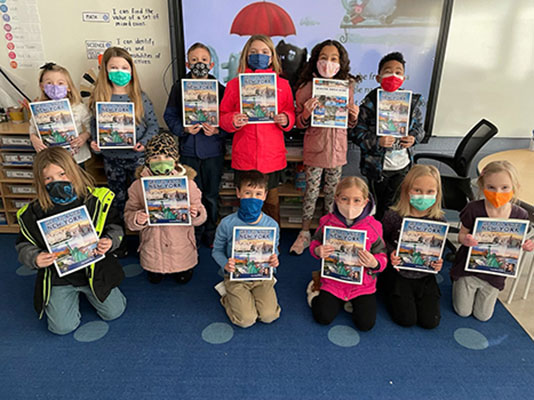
[230,1,296,37]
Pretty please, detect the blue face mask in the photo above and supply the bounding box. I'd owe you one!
[247,53,270,70]
[409,194,436,211]
[46,181,78,205]
[238,198,264,223]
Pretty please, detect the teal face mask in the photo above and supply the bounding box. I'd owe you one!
[149,160,175,175]
[108,70,131,87]
[409,194,437,211]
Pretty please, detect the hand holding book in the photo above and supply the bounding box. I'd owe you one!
[268,253,279,268]
[36,252,57,268]
[523,239,534,252]
[232,113,249,129]
[225,258,236,273]
[314,244,335,258]
[95,238,112,255]
[358,249,378,269]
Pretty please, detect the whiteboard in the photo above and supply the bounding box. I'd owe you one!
[0,0,173,123]
[433,0,533,138]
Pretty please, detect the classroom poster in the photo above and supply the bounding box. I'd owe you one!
[377,89,412,137]
[230,226,276,281]
[37,205,104,278]
[465,218,529,278]
[96,102,136,149]
[29,99,78,150]
[321,226,366,285]
[239,73,277,123]
[181,79,219,127]
[396,218,449,274]
[141,176,191,226]
[311,78,349,128]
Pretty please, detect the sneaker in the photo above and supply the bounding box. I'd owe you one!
[344,302,353,313]
[306,280,320,307]
[214,281,227,297]
[147,271,164,284]
[290,230,311,255]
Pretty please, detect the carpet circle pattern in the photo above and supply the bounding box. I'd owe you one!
[202,322,234,344]
[328,325,361,347]
[73,321,110,342]
[454,327,489,350]
[123,263,143,278]
[16,265,37,276]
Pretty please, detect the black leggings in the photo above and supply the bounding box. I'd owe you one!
[312,290,377,332]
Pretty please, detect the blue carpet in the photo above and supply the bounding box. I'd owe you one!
[2,231,534,400]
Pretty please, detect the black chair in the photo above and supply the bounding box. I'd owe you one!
[414,119,498,177]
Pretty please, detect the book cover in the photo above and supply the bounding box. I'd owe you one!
[376,89,412,137]
[321,226,366,285]
[230,226,276,281]
[141,176,191,226]
[465,218,529,278]
[311,78,349,128]
[182,79,219,127]
[96,102,136,149]
[37,205,104,278]
[29,99,78,150]
[396,218,449,274]
[239,73,277,124]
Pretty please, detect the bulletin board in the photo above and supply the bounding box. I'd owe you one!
[0,0,173,123]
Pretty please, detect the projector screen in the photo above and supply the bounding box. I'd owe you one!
[173,0,452,137]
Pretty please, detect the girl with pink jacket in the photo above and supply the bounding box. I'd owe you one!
[290,39,360,255]
[307,177,387,331]
[124,133,207,284]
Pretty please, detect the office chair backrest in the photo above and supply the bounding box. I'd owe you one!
[454,119,498,177]
[441,175,475,212]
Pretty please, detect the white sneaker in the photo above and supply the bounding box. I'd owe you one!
[344,302,353,313]
[290,230,311,255]
[306,280,320,307]
[214,281,226,297]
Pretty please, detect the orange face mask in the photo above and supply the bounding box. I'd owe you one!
[484,189,514,208]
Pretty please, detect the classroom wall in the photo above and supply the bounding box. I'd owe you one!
[0,0,173,123]
[433,0,534,138]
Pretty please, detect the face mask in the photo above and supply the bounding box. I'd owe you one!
[149,160,175,176]
[247,53,270,71]
[46,181,78,205]
[238,198,264,223]
[190,62,210,78]
[337,203,364,220]
[316,59,340,79]
[44,84,68,100]
[410,194,437,211]
[108,70,131,87]
[380,73,404,92]
[484,190,513,208]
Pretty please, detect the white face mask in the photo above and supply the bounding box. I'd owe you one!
[337,203,364,220]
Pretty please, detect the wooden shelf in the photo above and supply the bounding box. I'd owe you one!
[0,178,33,184]
[0,122,30,134]
[0,224,19,233]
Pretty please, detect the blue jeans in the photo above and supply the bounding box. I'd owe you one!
[45,285,127,335]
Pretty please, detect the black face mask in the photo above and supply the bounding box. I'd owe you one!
[46,181,78,205]
[190,62,210,78]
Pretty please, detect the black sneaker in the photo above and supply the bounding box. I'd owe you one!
[174,269,194,284]
[147,271,164,284]
[115,237,129,258]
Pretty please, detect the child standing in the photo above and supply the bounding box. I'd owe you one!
[450,161,534,321]
[29,63,92,165]
[307,177,387,331]
[15,147,126,335]
[351,52,424,220]
[290,39,360,255]
[124,133,207,284]
[212,170,281,328]
[89,47,159,214]
[219,35,295,224]
[381,165,445,329]
[164,42,226,246]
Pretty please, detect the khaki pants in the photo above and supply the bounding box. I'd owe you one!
[222,277,281,328]
[452,276,499,322]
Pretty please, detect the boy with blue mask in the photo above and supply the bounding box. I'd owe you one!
[212,170,281,328]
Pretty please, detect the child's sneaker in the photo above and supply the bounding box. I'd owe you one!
[214,281,226,297]
[344,302,353,313]
[290,230,311,255]
[306,280,320,307]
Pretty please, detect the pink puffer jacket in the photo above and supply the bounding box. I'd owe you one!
[124,165,207,273]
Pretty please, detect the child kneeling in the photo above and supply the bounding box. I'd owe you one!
[212,170,281,328]
[124,133,206,284]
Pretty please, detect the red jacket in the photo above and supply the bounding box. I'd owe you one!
[220,68,295,174]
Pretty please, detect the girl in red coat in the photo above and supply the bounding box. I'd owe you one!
[220,34,296,224]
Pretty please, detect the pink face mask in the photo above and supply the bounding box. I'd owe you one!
[380,73,404,92]
[317,59,340,79]
[337,203,364,220]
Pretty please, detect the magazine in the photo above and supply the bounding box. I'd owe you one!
[396,218,449,274]
[29,99,78,150]
[239,73,277,123]
[96,102,136,149]
[311,78,349,128]
[465,218,529,278]
[182,79,219,127]
[230,226,276,281]
[321,226,366,285]
[37,205,104,278]
[141,176,191,226]
[376,89,412,137]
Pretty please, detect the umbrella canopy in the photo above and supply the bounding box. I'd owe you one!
[230,1,296,37]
